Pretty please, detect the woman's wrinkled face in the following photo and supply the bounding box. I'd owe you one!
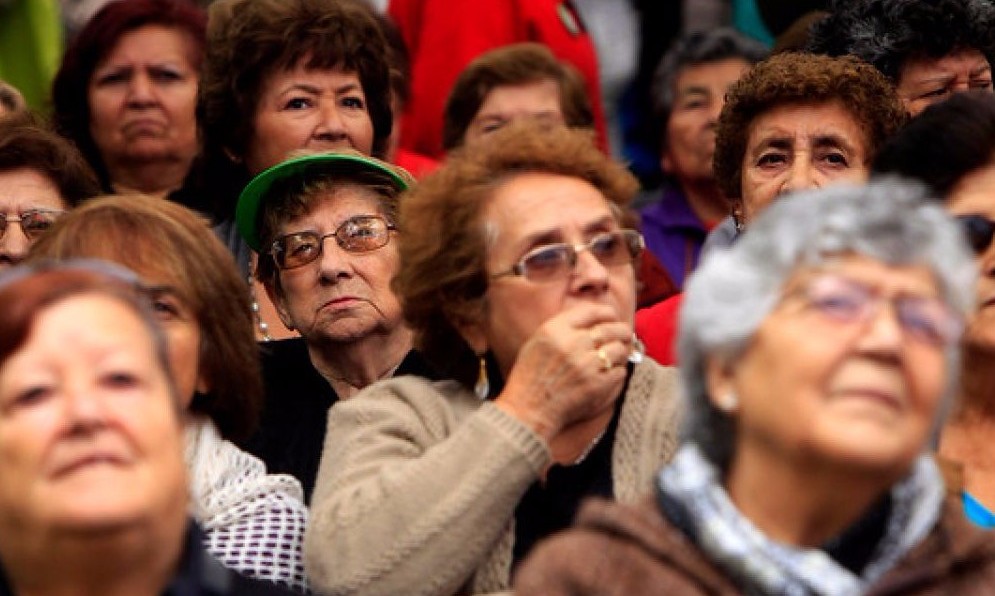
[268,187,405,344]
[0,294,186,534]
[710,255,950,476]
[946,162,995,350]
[0,168,68,270]
[245,61,374,175]
[472,172,636,374]
[897,49,993,116]
[739,101,870,225]
[88,25,199,168]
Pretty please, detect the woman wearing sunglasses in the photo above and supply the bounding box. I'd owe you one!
[875,91,995,528]
[516,179,995,594]
[301,123,682,595]
[237,150,434,501]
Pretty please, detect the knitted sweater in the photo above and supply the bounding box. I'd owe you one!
[304,360,682,595]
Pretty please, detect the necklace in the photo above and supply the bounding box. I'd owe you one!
[247,273,273,342]
[572,427,608,465]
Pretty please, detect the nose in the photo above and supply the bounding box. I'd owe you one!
[316,236,353,284]
[706,98,723,128]
[0,222,31,268]
[780,158,819,196]
[63,384,109,434]
[856,300,905,358]
[314,103,347,142]
[126,72,156,106]
[570,246,611,296]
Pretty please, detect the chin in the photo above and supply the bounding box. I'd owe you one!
[46,498,153,534]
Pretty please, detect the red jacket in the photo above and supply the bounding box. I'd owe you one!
[635,293,683,366]
[388,0,609,158]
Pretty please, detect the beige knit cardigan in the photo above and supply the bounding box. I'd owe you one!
[304,359,682,596]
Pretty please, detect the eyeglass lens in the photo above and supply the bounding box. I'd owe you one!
[272,215,393,269]
[517,230,643,281]
[0,210,61,239]
[804,275,958,346]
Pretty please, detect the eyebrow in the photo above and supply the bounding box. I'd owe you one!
[676,86,710,98]
[517,215,617,251]
[812,133,856,154]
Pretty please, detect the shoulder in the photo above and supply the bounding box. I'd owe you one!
[872,498,995,594]
[515,497,728,595]
[624,359,683,423]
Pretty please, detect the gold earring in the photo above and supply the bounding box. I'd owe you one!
[474,355,490,400]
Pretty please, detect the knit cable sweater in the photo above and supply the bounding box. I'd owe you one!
[304,360,682,595]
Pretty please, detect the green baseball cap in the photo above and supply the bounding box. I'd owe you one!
[236,151,412,252]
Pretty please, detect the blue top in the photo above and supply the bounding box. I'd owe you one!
[963,491,995,528]
[638,187,709,289]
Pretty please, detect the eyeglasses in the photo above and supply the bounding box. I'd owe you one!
[0,209,64,240]
[956,214,995,255]
[491,229,644,283]
[789,274,962,348]
[269,215,396,270]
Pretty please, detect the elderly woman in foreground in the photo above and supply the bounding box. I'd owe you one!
[29,196,308,592]
[0,262,296,595]
[516,179,995,594]
[304,123,683,595]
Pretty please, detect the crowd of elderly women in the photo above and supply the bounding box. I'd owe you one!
[4,0,995,594]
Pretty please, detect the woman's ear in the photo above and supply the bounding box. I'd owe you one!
[705,356,739,414]
[263,279,296,331]
[451,301,488,355]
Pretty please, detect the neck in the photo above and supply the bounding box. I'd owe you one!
[941,414,995,510]
[548,406,614,470]
[308,325,414,399]
[726,444,896,547]
[679,178,728,225]
[106,155,193,199]
[1,514,186,596]
[939,342,995,509]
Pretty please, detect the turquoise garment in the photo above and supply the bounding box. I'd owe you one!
[732,0,774,46]
[963,492,995,528]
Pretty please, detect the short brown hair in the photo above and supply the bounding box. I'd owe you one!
[395,122,639,386]
[442,43,594,152]
[713,52,907,199]
[28,195,261,442]
[199,0,393,164]
[0,112,100,207]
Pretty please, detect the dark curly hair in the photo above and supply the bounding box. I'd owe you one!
[807,0,995,83]
[713,52,907,199]
[394,122,638,388]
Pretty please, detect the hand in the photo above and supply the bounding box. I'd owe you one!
[493,304,632,442]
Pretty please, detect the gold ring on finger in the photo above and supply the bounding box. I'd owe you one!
[597,346,612,371]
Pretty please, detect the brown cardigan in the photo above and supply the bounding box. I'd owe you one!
[514,495,995,595]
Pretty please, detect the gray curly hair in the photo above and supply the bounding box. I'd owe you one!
[678,177,976,468]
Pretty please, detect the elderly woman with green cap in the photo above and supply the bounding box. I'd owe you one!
[235,151,434,500]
